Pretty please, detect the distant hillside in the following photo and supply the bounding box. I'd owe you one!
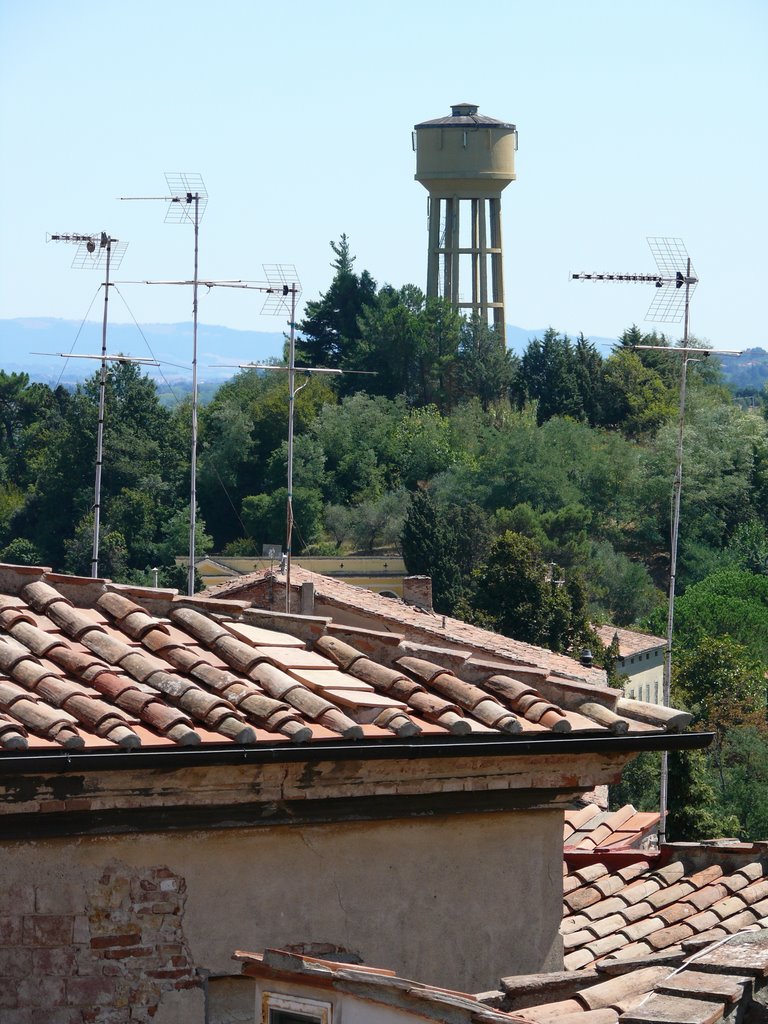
[0,318,287,386]
[719,347,768,390]
[1,318,616,385]
[6,317,759,392]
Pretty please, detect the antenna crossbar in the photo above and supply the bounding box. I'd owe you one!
[32,352,160,365]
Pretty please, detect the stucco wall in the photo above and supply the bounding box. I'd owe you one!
[0,809,563,1022]
[621,650,664,704]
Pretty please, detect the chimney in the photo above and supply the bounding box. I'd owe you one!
[403,575,433,611]
[300,581,315,615]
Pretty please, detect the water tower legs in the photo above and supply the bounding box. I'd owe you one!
[425,195,506,345]
[489,197,505,339]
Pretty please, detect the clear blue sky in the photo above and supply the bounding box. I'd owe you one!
[1,0,765,353]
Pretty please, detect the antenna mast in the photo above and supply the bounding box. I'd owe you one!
[572,237,740,842]
[119,264,304,608]
[120,173,207,597]
[46,231,129,578]
[218,273,375,614]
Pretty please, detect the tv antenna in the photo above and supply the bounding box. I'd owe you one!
[44,232,157,579]
[120,173,207,596]
[572,235,742,841]
[572,236,698,337]
[119,262,305,604]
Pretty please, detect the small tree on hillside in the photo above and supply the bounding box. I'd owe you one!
[401,490,461,614]
[297,235,377,368]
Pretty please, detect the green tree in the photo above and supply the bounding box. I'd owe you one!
[395,406,459,489]
[297,235,377,369]
[599,348,674,438]
[456,316,516,410]
[588,541,660,625]
[241,487,323,552]
[470,531,591,653]
[722,520,768,575]
[198,368,334,548]
[666,750,741,841]
[311,393,405,504]
[517,329,584,425]
[720,727,768,840]
[401,490,462,614]
[14,362,187,573]
[349,490,408,553]
[0,537,43,566]
[650,569,768,669]
[675,636,765,735]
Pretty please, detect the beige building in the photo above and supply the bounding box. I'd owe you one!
[0,563,705,1023]
[596,625,666,704]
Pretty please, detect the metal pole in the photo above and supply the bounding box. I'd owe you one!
[658,260,692,844]
[187,193,200,597]
[91,238,112,578]
[285,285,297,612]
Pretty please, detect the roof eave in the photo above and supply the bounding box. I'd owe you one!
[0,730,714,776]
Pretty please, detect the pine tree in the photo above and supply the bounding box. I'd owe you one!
[297,235,377,368]
[401,490,461,614]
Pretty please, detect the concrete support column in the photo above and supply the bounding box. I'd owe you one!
[471,199,480,314]
[489,197,506,344]
[479,198,488,315]
[426,197,440,298]
[442,197,453,301]
[450,196,460,305]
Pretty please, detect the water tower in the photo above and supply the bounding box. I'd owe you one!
[414,102,517,343]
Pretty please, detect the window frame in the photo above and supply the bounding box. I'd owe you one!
[261,991,333,1024]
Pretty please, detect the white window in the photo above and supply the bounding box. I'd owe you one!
[262,992,333,1024]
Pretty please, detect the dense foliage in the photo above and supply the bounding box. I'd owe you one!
[4,236,768,837]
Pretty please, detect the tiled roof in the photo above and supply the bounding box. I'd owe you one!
[205,565,610,687]
[562,843,768,971]
[235,947,524,1024]
[0,564,695,757]
[564,804,660,852]
[494,930,768,1024]
[236,922,768,1024]
[595,627,666,658]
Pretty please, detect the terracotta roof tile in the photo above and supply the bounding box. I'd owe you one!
[0,564,701,761]
[562,846,768,972]
[221,620,306,648]
[207,564,611,685]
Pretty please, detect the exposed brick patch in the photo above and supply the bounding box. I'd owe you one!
[0,862,201,1024]
[83,861,200,1021]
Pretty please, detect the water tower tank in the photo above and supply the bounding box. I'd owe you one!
[413,103,518,342]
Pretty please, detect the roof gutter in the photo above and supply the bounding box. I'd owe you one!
[0,730,714,776]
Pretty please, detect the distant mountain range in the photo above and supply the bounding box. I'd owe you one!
[0,318,287,386]
[1,318,763,392]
